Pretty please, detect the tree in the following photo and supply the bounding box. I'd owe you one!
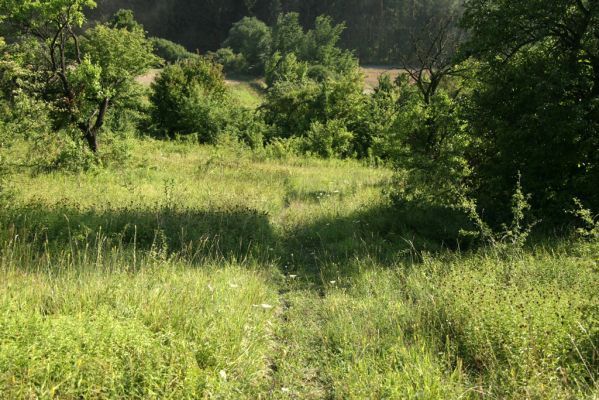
[271,12,305,56]
[385,11,470,205]
[150,57,232,142]
[78,25,155,151]
[461,0,599,219]
[223,16,271,73]
[0,1,155,152]
[109,8,144,32]
[398,13,463,105]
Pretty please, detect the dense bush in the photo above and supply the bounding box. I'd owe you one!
[262,57,371,158]
[304,119,354,158]
[150,58,241,143]
[219,13,355,80]
[207,48,249,75]
[461,0,599,222]
[222,17,271,74]
[385,75,471,206]
[271,13,306,58]
[151,37,197,64]
[270,14,356,77]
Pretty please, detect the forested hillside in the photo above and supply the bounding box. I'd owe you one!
[90,0,459,62]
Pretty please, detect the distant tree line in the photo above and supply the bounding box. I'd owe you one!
[89,0,460,63]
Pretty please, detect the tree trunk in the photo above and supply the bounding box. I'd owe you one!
[81,97,110,153]
[84,129,99,153]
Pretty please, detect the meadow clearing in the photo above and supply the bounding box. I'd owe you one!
[0,137,596,399]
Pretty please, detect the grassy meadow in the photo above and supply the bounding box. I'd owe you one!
[0,136,596,399]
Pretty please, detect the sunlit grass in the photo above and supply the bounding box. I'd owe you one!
[0,139,596,398]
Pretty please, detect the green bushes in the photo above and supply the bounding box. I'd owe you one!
[222,17,271,74]
[384,76,471,206]
[151,37,197,64]
[260,26,370,159]
[149,58,234,142]
[304,120,354,158]
[208,48,249,75]
[460,0,599,221]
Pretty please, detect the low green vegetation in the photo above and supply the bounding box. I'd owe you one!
[0,141,597,398]
[0,1,598,398]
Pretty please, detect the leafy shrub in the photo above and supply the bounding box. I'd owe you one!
[262,77,320,138]
[207,48,248,74]
[459,174,537,250]
[97,131,134,168]
[271,13,305,57]
[31,129,99,173]
[263,137,303,159]
[151,37,197,64]
[231,109,268,149]
[263,62,366,156]
[570,199,599,240]
[301,15,356,76]
[387,76,471,206]
[304,119,354,158]
[268,14,357,84]
[354,74,402,159]
[109,9,144,33]
[178,87,233,144]
[264,52,309,87]
[222,17,271,74]
[150,58,234,142]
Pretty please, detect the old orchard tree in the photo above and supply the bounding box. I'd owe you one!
[0,0,155,152]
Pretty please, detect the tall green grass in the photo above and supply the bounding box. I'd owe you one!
[0,139,597,398]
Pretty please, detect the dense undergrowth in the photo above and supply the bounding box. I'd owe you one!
[0,140,597,399]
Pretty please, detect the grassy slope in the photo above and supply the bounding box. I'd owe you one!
[0,140,597,399]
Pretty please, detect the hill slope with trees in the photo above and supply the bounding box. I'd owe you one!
[90,0,461,63]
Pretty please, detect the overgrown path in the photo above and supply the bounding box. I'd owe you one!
[0,140,596,399]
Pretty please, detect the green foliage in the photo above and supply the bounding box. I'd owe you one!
[264,52,309,87]
[258,13,374,159]
[223,16,271,74]
[232,109,268,149]
[461,0,599,221]
[0,0,96,29]
[302,15,356,75]
[28,128,98,172]
[271,12,305,57]
[304,119,354,158]
[151,37,197,64]
[83,25,156,95]
[150,58,237,143]
[269,13,357,80]
[208,47,249,74]
[570,199,599,240]
[109,8,143,32]
[1,1,155,155]
[459,174,537,250]
[386,75,471,206]
[262,50,367,158]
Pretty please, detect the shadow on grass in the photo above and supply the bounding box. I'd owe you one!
[279,202,474,281]
[1,199,473,282]
[1,203,276,266]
